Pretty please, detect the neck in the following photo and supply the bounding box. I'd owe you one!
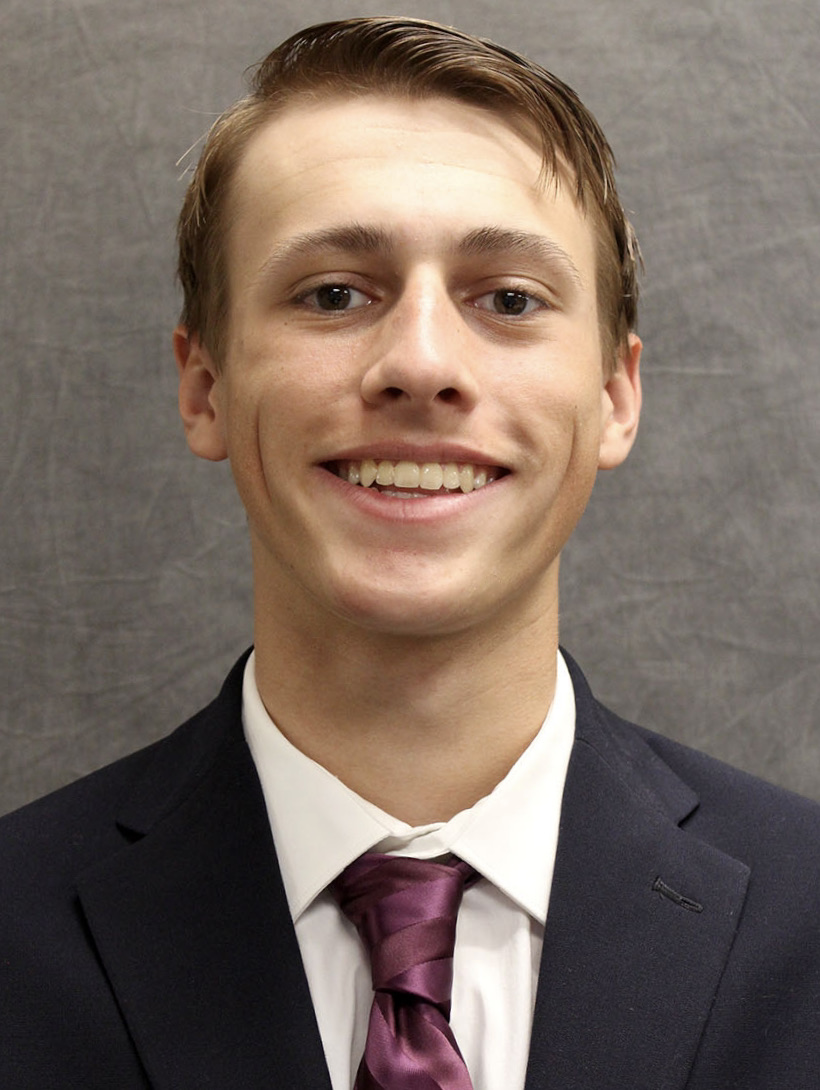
[251,579,560,826]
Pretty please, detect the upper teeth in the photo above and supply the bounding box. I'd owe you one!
[339,459,496,494]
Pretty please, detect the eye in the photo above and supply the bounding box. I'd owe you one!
[300,283,371,312]
[473,288,545,317]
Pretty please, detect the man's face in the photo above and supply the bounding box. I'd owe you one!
[179,94,640,639]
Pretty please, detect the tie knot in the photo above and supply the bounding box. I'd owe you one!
[332,853,476,1011]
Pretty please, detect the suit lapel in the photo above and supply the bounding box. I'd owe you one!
[76,655,332,1090]
[524,657,750,1090]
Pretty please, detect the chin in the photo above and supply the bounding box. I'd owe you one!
[327,581,482,640]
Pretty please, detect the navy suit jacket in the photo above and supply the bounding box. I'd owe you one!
[2,649,820,1088]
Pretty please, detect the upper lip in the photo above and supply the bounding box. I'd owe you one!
[320,442,509,469]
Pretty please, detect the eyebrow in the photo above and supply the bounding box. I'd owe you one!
[256,222,584,287]
[256,225,393,280]
[457,226,584,287]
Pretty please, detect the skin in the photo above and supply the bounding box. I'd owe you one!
[174,94,641,823]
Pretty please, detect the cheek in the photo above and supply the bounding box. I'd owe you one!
[217,365,277,489]
[508,363,604,460]
[238,321,357,405]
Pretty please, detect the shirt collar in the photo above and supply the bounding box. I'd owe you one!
[242,650,575,924]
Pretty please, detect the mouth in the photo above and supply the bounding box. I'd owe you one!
[325,458,508,497]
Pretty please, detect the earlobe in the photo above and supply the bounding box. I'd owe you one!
[173,325,228,462]
[598,332,642,470]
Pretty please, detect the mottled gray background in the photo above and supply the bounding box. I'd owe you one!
[1,0,818,816]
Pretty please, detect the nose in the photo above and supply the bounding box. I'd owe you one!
[359,273,480,413]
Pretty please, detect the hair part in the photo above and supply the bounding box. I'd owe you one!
[176,17,641,370]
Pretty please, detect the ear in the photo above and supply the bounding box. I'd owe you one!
[598,332,642,470]
[173,325,228,462]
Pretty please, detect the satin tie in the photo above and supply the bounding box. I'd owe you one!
[332,852,477,1090]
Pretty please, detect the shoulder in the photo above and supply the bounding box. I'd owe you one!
[612,694,820,868]
[563,648,820,938]
[0,740,160,889]
[579,666,820,954]
[0,651,249,889]
[633,720,820,887]
[0,652,258,1087]
[564,648,820,852]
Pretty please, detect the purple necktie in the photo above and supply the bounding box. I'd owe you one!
[332,852,477,1090]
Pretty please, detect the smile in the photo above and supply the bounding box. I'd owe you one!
[329,459,505,495]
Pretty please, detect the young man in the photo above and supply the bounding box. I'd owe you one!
[2,18,819,1090]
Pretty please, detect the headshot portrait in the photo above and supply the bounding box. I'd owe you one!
[1,3,818,1088]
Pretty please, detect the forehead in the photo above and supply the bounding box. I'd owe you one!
[227,94,597,285]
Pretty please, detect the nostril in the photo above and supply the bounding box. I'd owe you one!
[438,387,459,403]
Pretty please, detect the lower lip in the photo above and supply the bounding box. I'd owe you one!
[316,466,509,524]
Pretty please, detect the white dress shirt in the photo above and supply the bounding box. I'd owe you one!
[242,651,575,1090]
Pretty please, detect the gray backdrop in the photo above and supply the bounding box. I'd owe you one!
[1,0,818,816]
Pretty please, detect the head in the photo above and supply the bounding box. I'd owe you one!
[173,20,643,645]
[176,16,640,373]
